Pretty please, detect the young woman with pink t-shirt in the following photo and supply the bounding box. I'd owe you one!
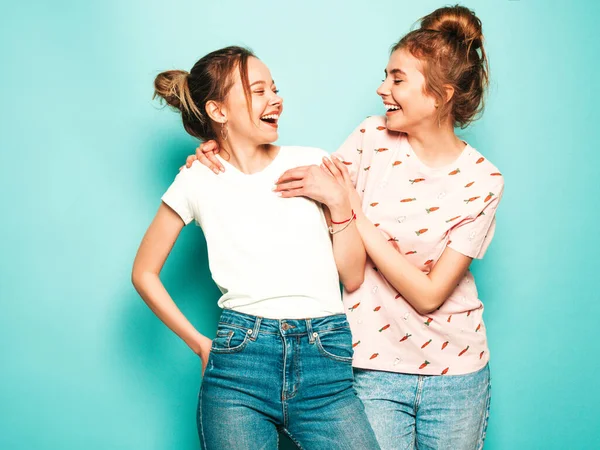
[186,5,503,449]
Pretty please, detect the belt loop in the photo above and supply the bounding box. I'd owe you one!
[306,319,316,344]
[249,316,262,341]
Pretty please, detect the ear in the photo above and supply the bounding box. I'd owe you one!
[443,85,455,104]
[205,100,227,123]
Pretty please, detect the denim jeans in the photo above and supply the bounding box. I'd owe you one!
[353,364,491,450]
[198,309,380,450]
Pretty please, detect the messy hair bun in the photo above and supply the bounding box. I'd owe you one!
[153,46,255,141]
[421,5,484,53]
[154,70,190,111]
[393,5,489,128]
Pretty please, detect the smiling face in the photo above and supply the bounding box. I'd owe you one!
[377,49,439,134]
[220,56,283,146]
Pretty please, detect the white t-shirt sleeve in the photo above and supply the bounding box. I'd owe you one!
[447,178,504,259]
[161,169,194,225]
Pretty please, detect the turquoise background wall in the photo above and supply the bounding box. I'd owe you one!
[1,0,599,448]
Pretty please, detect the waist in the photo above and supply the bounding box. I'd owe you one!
[219,294,344,319]
[218,309,350,336]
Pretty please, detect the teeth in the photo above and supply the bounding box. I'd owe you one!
[385,104,400,111]
[261,114,279,120]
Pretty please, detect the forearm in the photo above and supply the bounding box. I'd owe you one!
[132,271,205,354]
[354,213,442,314]
[327,199,366,293]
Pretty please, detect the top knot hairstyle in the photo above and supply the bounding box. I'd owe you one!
[153,46,256,141]
[393,5,489,128]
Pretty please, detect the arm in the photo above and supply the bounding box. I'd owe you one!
[355,212,472,315]
[131,203,212,371]
[355,177,504,315]
[323,199,366,293]
[322,155,368,292]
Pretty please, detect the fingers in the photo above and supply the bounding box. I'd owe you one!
[207,152,225,173]
[277,188,305,198]
[331,155,352,184]
[319,161,335,177]
[275,166,310,184]
[273,180,304,193]
[195,153,220,174]
[194,144,205,160]
[322,157,344,184]
[197,141,225,173]
[199,140,219,155]
[185,154,198,168]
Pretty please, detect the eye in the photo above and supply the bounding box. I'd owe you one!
[254,90,265,95]
[273,89,280,94]
[393,80,403,85]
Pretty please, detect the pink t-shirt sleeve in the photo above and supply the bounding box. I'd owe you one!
[447,178,504,259]
[332,119,368,187]
[161,169,194,225]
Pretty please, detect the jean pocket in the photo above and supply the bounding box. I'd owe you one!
[314,328,354,363]
[211,325,251,354]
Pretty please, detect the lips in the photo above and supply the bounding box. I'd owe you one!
[383,100,402,117]
[261,114,278,121]
[384,103,401,115]
[260,112,280,127]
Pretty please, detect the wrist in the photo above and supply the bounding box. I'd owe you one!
[327,195,351,217]
[328,209,357,235]
[188,332,209,356]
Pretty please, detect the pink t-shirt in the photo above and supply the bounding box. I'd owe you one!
[334,116,504,376]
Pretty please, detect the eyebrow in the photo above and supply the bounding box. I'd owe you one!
[250,80,276,87]
[385,69,406,76]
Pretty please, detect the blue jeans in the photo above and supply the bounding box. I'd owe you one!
[353,364,491,450]
[198,310,380,449]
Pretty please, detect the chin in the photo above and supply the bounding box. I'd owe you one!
[385,115,405,133]
[257,134,278,146]
[266,131,279,143]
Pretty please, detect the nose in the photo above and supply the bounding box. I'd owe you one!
[377,81,389,98]
[270,93,283,106]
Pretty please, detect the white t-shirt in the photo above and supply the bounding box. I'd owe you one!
[161,146,343,319]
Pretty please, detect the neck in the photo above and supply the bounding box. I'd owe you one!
[406,119,465,168]
[221,136,277,174]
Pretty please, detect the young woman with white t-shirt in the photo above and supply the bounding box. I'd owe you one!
[131,46,379,449]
